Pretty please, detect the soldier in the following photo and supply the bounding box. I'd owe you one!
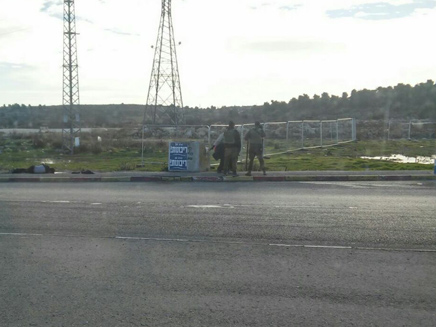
[222,121,241,176]
[244,121,266,176]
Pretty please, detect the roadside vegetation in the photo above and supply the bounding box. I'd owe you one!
[261,140,435,172]
[0,131,434,172]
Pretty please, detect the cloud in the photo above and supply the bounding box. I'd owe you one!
[104,28,139,36]
[249,1,302,11]
[41,1,54,13]
[0,27,30,38]
[0,62,33,71]
[327,0,436,20]
[279,4,302,11]
[0,62,38,90]
[235,39,346,53]
[40,0,63,20]
[40,1,95,24]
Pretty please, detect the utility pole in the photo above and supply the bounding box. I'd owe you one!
[62,0,81,154]
[144,0,184,126]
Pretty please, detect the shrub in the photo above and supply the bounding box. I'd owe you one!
[32,134,46,148]
[9,132,25,140]
[50,136,63,149]
[90,142,103,154]
[119,162,135,171]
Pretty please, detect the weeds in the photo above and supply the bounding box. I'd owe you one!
[0,132,434,172]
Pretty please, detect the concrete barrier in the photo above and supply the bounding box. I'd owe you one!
[253,176,285,182]
[162,177,181,182]
[130,176,162,182]
[223,176,254,182]
[101,177,131,182]
[192,176,222,182]
[1,172,435,183]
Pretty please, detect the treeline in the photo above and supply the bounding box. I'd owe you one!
[1,80,435,128]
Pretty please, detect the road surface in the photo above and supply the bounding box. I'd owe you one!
[1,181,435,326]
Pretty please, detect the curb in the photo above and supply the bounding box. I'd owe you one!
[130,176,162,182]
[101,177,131,182]
[192,176,221,182]
[223,176,253,182]
[1,174,435,183]
[254,176,285,182]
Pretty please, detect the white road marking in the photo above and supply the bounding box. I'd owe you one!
[90,203,102,205]
[269,243,352,249]
[117,237,436,253]
[185,205,325,209]
[303,245,353,249]
[0,233,43,236]
[116,236,189,242]
[43,201,70,203]
[274,206,323,208]
[1,233,435,253]
[186,205,234,209]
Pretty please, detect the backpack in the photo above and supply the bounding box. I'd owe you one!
[223,129,236,144]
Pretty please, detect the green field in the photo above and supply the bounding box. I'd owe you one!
[260,140,435,172]
[0,132,434,172]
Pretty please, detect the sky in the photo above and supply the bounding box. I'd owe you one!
[0,0,435,108]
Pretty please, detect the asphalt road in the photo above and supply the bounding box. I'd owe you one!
[1,181,436,326]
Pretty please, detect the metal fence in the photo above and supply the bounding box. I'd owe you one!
[141,118,356,165]
[355,120,436,140]
[387,120,436,140]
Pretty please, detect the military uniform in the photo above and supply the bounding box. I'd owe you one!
[244,125,266,176]
[222,127,241,176]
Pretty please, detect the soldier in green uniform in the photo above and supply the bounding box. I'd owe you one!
[244,121,266,176]
[222,121,241,176]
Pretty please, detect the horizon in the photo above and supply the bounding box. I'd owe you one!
[2,78,433,108]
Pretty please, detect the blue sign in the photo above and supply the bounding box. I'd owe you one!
[169,142,189,171]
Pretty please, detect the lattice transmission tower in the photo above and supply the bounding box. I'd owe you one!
[62,0,81,154]
[144,0,184,126]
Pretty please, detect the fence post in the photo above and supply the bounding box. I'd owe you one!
[241,124,245,164]
[286,121,290,150]
[301,120,305,148]
[408,121,412,140]
[207,125,211,146]
[261,123,266,157]
[320,120,323,147]
[387,120,391,141]
[352,118,357,141]
[336,120,339,144]
[141,124,145,166]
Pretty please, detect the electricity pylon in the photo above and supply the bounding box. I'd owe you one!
[62,0,81,154]
[144,0,184,126]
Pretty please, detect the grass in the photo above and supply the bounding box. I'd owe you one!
[262,140,435,171]
[0,132,169,172]
[0,133,434,172]
[0,147,169,172]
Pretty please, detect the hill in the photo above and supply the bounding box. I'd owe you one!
[1,80,435,128]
